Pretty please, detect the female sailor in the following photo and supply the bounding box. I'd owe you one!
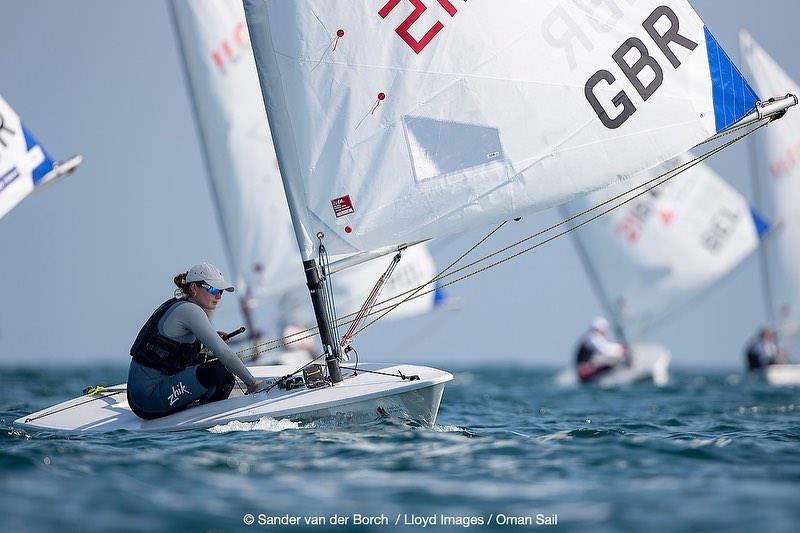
[127,262,265,419]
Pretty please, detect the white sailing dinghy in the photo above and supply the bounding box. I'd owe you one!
[740,31,800,386]
[557,157,768,387]
[169,0,450,367]
[0,95,82,220]
[16,0,796,432]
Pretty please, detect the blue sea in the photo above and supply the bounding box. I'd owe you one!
[1,365,798,532]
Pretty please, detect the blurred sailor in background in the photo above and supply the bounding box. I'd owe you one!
[575,317,630,383]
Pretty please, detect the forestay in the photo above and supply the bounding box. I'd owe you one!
[171,0,445,319]
[740,31,800,329]
[0,96,79,220]
[562,155,766,339]
[243,0,759,258]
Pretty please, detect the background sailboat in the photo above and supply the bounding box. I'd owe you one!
[558,156,768,386]
[169,0,451,366]
[740,30,800,385]
[0,95,82,221]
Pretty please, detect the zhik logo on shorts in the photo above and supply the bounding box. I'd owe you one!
[168,382,190,406]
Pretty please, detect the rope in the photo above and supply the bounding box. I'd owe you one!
[339,365,419,381]
[235,221,508,360]
[339,251,402,348]
[318,236,342,350]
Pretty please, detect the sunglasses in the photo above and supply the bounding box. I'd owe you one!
[198,282,224,297]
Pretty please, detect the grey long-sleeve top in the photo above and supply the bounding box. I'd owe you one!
[159,300,257,387]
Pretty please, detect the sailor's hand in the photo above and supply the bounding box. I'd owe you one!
[217,330,229,343]
[245,379,268,395]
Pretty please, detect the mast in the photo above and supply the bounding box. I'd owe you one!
[167,2,259,345]
[747,120,777,323]
[740,43,777,324]
[560,206,629,344]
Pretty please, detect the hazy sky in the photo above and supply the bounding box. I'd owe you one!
[1,1,799,369]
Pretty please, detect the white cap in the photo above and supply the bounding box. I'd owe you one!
[591,316,609,333]
[185,262,235,292]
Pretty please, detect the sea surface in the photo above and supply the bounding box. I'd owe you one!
[1,365,798,533]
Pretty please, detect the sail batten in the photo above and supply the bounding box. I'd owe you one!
[244,0,768,258]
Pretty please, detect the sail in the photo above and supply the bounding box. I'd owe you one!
[0,95,80,220]
[563,155,765,339]
[243,0,760,259]
[739,30,800,328]
[171,0,446,319]
[171,0,301,300]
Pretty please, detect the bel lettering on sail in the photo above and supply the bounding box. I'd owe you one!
[585,5,698,129]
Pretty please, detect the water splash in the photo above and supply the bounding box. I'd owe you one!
[207,417,302,433]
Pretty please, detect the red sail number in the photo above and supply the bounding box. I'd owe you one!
[379,0,458,54]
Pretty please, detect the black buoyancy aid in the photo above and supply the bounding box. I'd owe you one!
[130,298,203,375]
[575,340,594,365]
[745,340,765,371]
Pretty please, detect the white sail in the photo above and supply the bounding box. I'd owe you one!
[243,0,762,259]
[739,30,800,329]
[171,0,300,301]
[563,155,765,339]
[171,0,446,320]
[0,95,81,220]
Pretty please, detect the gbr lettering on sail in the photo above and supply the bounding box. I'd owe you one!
[585,5,698,129]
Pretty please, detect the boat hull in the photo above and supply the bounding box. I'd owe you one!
[764,364,800,386]
[14,363,452,433]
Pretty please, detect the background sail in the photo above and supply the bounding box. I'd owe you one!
[739,30,800,329]
[0,95,59,220]
[244,0,759,258]
[171,0,300,301]
[171,0,447,322]
[282,244,445,328]
[562,156,765,339]
[337,244,442,320]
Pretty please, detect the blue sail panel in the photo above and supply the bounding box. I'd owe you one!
[21,124,55,186]
[750,207,770,239]
[433,281,447,308]
[704,27,760,133]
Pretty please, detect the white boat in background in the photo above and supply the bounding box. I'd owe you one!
[169,0,450,365]
[764,365,800,387]
[0,95,82,220]
[16,0,796,432]
[555,344,670,388]
[558,155,769,386]
[740,30,800,386]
